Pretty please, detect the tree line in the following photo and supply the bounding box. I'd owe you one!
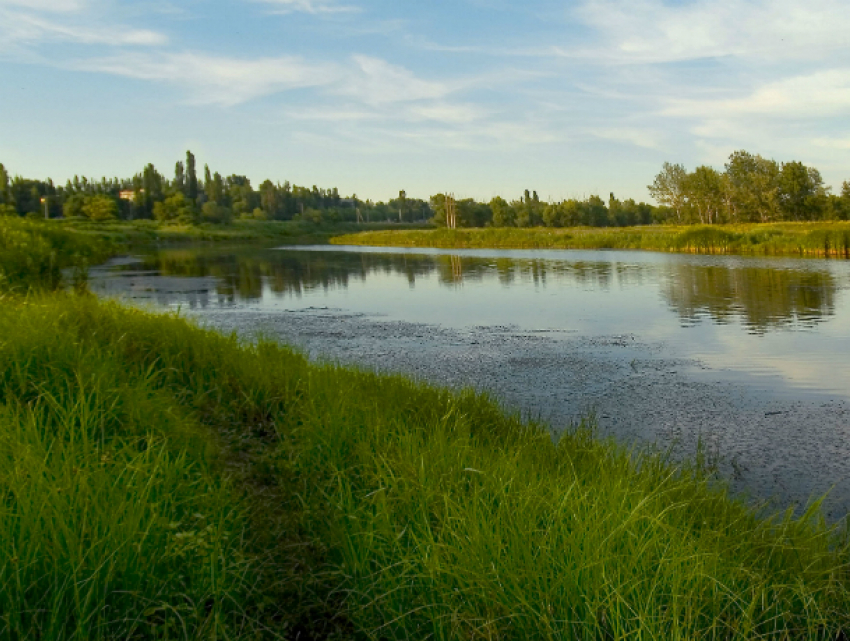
[1,149,847,227]
[649,151,850,224]
[0,151,430,226]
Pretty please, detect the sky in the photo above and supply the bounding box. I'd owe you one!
[1,0,849,203]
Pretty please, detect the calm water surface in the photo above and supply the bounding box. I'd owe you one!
[90,244,850,519]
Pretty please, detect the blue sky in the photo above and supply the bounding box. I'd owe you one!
[1,0,848,202]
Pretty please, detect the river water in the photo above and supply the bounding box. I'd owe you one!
[89,244,850,520]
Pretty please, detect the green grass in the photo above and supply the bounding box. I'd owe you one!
[0,217,114,292]
[4,217,850,638]
[51,218,429,246]
[331,222,850,258]
[1,293,849,639]
[0,216,424,293]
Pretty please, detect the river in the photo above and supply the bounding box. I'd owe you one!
[89,243,850,521]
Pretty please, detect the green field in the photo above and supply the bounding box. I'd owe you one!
[2,217,850,639]
[331,222,850,258]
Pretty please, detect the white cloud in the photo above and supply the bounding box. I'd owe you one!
[252,0,359,14]
[812,137,850,150]
[0,0,83,11]
[406,102,483,124]
[70,51,339,105]
[590,127,661,150]
[664,70,850,120]
[340,55,450,105]
[3,11,167,46]
[573,0,850,63]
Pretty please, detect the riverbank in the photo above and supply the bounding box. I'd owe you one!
[331,222,850,258]
[53,217,428,245]
[3,218,850,639]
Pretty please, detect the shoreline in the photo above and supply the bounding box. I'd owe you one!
[330,222,850,259]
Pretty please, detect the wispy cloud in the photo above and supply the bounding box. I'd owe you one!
[812,137,850,150]
[252,0,360,15]
[572,0,850,63]
[590,127,662,150]
[2,11,167,46]
[339,55,451,105]
[664,70,850,120]
[0,0,168,51]
[70,51,339,105]
[0,0,83,12]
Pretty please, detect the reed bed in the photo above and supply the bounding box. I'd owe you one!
[1,292,849,639]
[331,222,850,258]
[0,217,114,292]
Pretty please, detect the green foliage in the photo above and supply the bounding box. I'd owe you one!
[153,192,198,224]
[649,151,833,225]
[201,201,232,225]
[332,221,850,258]
[82,194,119,221]
[0,217,113,292]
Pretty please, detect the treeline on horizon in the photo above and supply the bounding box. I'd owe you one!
[1,149,848,228]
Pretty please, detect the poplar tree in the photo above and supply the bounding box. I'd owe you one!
[186,151,198,201]
[0,163,8,205]
[174,161,185,192]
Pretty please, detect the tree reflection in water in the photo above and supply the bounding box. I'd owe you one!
[127,246,839,333]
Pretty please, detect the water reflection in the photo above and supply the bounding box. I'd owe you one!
[663,264,836,333]
[100,245,843,333]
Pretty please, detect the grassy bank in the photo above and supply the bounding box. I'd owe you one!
[4,217,850,639]
[0,216,424,291]
[3,295,850,639]
[331,222,850,258]
[52,218,429,246]
[0,217,114,291]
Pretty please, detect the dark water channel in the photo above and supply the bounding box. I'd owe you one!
[89,244,850,520]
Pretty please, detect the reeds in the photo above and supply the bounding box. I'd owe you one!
[331,222,850,258]
[0,218,113,292]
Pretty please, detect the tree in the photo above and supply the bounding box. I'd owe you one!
[201,201,232,224]
[685,166,723,224]
[398,190,406,222]
[0,163,8,205]
[777,161,826,221]
[63,193,86,218]
[260,180,280,218]
[490,196,515,227]
[582,195,609,227]
[82,194,118,221]
[186,150,198,201]
[648,162,689,223]
[174,161,185,192]
[725,151,780,223]
[154,192,197,223]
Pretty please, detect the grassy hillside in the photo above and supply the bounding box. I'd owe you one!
[331,222,850,258]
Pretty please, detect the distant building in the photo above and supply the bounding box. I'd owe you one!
[119,189,143,201]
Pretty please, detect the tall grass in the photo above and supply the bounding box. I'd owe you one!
[0,218,113,292]
[331,222,850,258]
[4,219,850,638]
[51,218,430,245]
[3,294,849,639]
